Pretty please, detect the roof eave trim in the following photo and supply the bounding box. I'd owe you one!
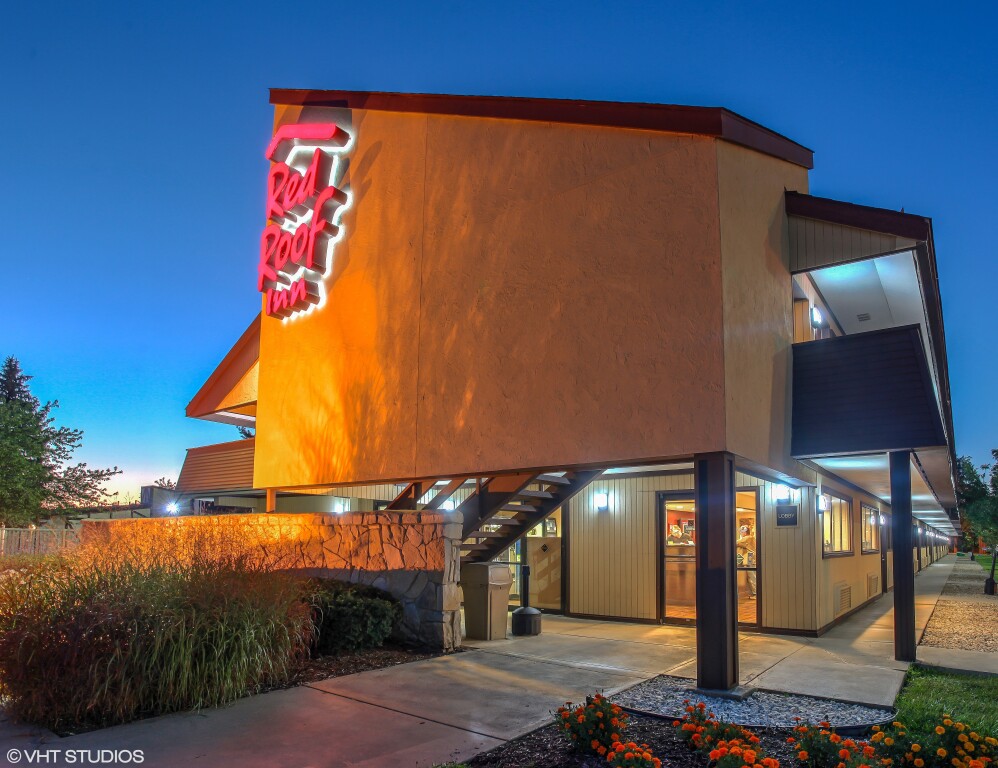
[269,88,814,169]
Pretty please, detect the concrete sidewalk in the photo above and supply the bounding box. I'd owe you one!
[466,556,957,708]
[0,650,643,768]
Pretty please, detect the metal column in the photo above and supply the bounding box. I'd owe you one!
[694,452,739,690]
[890,450,916,662]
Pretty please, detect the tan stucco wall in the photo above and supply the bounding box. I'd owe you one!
[255,107,728,489]
[715,142,809,476]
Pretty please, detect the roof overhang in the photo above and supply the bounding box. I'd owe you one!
[186,316,260,424]
[786,192,958,515]
[270,89,814,169]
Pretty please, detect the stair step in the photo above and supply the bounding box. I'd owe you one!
[515,489,555,500]
[461,543,490,552]
[501,503,538,513]
[536,473,571,486]
[464,531,508,539]
[489,515,525,525]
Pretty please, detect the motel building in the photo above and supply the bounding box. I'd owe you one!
[172,89,958,692]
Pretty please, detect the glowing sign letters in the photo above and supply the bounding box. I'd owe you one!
[258,122,350,319]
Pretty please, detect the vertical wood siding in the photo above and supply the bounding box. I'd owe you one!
[814,474,888,630]
[568,472,692,620]
[736,472,817,631]
[788,217,915,273]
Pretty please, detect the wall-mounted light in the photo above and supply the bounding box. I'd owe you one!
[166,502,180,515]
[880,514,886,526]
[333,498,348,515]
[774,484,793,502]
[440,499,456,511]
[810,306,826,329]
[594,491,610,512]
[817,494,830,512]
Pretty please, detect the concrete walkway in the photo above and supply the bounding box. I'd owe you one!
[465,555,956,708]
[0,556,979,767]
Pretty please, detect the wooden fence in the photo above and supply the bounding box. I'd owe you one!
[0,528,80,556]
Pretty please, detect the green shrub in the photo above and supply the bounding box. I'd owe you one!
[0,554,313,731]
[307,579,402,654]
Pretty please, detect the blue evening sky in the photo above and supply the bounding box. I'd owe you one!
[0,2,994,496]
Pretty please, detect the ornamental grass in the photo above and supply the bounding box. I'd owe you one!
[0,540,313,732]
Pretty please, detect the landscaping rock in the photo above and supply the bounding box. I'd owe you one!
[612,675,892,728]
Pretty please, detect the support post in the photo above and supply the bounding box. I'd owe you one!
[694,452,739,691]
[890,450,916,662]
[266,488,278,514]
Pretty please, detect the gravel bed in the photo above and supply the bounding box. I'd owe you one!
[942,565,995,597]
[611,675,892,728]
[921,599,998,652]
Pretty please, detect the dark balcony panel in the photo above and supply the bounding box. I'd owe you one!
[792,325,946,458]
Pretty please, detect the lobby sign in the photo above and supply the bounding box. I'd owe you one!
[257,123,351,319]
[776,504,799,527]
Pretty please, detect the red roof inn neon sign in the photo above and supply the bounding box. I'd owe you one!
[257,123,351,319]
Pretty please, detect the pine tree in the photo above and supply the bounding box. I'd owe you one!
[0,356,37,406]
[0,356,120,526]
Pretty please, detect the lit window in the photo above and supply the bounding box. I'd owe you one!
[861,504,880,553]
[821,491,853,556]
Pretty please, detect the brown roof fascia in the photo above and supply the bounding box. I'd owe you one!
[184,438,255,457]
[785,191,931,241]
[186,315,260,418]
[269,89,814,169]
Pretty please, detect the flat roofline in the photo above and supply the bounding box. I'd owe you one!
[269,88,814,169]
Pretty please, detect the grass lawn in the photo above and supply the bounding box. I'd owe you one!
[896,666,998,734]
[975,555,996,573]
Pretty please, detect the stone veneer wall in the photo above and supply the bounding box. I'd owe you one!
[80,512,464,651]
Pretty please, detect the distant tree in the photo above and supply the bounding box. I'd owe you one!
[960,450,998,593]
[236,425,255,439]
[153,477,177,489]
[0,357,120,526]
[0,357,37,406]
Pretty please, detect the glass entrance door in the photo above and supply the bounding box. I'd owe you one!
[661,491,759,625]
[662,497,697,621]
[735,490,759,625]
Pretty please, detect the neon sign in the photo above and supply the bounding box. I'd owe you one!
[258,123,351,319]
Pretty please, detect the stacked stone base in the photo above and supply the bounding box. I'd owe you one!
[80,511,464,651]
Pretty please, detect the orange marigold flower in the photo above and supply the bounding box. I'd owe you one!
[885,737,894,746]
[831,734,842,744]
[914,760,924,768]
[787,737,796,744]
[938,748,948,758]
[864,746,876,758]
[912,744,921,753]
[938,726,947,735]
[798,751,809,761]
[840,749,852,759]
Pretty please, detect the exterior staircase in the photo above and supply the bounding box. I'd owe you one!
[385,469,603,564]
